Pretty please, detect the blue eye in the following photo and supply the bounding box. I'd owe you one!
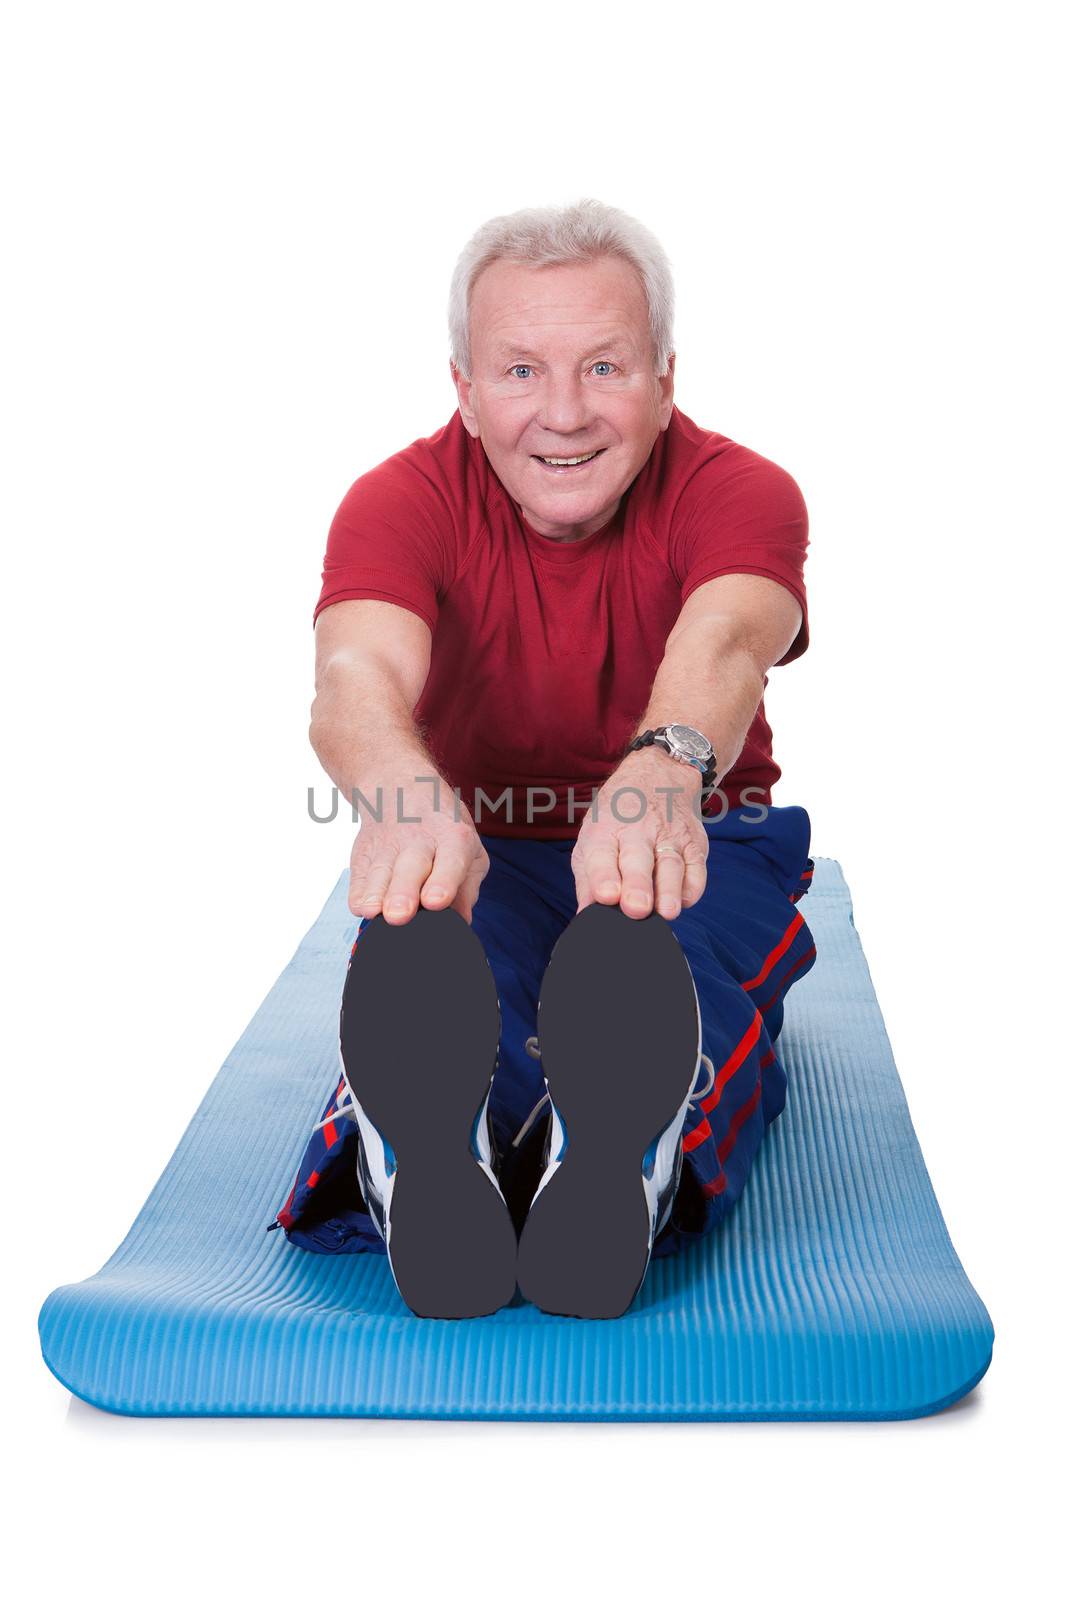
[508,361,618,379]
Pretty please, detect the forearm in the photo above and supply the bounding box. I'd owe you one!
[309,656,443,812]
[573,575,800,917]
[625,614,769,790]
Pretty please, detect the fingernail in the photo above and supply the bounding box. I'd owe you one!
[386,896,411,914]
[627,890,653,910]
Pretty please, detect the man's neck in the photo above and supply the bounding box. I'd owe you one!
[520,500,621,543]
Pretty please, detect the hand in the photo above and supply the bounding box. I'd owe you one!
[347,768,490,926]
[571,748,709,920]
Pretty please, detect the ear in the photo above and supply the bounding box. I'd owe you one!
[657,351,676,429]
[450,359,480,437]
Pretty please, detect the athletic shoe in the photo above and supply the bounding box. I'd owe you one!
[515,901,710,1318]
[337,905,518,1318]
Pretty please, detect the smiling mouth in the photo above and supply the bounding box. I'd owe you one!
[533,448,607,472]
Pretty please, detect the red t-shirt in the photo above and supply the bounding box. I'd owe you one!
[315,404,809,840]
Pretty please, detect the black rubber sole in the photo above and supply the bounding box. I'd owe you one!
[516,902,700,1319]
[339,906,518,1319]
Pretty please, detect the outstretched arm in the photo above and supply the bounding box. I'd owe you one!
[571,572,803,920]
[310,598,490,924]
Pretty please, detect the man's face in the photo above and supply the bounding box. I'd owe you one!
[452,255,675,541]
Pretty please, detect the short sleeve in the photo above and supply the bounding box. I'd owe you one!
[670,448,810,664]
[314,453,456,633]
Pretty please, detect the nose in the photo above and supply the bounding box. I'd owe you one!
[537,369,595,436]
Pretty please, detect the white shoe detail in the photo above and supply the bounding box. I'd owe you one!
[470,1085,508,1201]
[339,1039,512,1269]
[640,966,710,1251]
[336,1043,398,1251]
[523,965,715,1272]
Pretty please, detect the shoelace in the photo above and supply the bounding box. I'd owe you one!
[312,1040,717,1148]
[313,1081,358,1133]
[512,1037,717,1149]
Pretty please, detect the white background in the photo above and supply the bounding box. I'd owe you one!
[3,1,1062,1594]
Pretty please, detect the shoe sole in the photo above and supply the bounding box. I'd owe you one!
[516,902,700,1319]
[339,906,518,1318]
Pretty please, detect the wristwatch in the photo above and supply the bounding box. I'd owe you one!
[625,723,718,806]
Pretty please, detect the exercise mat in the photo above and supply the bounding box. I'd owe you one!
[38,860,994,1419]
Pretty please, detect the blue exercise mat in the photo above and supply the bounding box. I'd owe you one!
[38,860,994,1419]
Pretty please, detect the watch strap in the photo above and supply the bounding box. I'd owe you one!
[624,726,718,804]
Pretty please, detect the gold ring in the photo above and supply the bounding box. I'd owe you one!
[655,844,682,857]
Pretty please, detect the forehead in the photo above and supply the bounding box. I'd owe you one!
[470,255,650,355]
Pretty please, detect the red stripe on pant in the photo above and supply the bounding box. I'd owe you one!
[762,945,815,1014]
[681,1015,759,1156]
[682,937,814,1167]
[742,911,805,992]
[700,1082,763,1196]
[699,1050,776,1196]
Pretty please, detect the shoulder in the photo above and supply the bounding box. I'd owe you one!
[332,411,497,567]
[661,407,805,514]
[641,410,809,621]
[628,407,802,543]
[337,410,470,518]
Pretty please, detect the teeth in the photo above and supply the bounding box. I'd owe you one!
[540,451,599,465]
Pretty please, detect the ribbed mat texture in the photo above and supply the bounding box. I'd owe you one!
[39,859,994,1419]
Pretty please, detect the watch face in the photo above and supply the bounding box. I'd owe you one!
[667,724,713,760]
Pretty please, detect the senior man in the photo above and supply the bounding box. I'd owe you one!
[271,198,817,1321]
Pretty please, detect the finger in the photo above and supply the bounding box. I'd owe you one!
[451,879,478,924]
[617,837,656,919]
[348,864,368,916]
[347,839,374,914]
[419,844,473,910]
[453,845,491,923]
[347,844,379,908]
[422,834,488,923]
[381,840,435,923]
[572,853,592,914]
[680,841,709,908]
[582,841,623,906]
[652,847,686,919]
[352,847,397,918]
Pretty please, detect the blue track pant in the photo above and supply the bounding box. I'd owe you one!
[273,804,817,1263]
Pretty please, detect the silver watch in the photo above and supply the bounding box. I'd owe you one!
[625,723,718,801]
[657,723,714,768]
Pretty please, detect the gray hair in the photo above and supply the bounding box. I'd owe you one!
[448,197,675,380]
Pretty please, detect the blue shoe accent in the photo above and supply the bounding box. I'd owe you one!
[469,1091,490,1165]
